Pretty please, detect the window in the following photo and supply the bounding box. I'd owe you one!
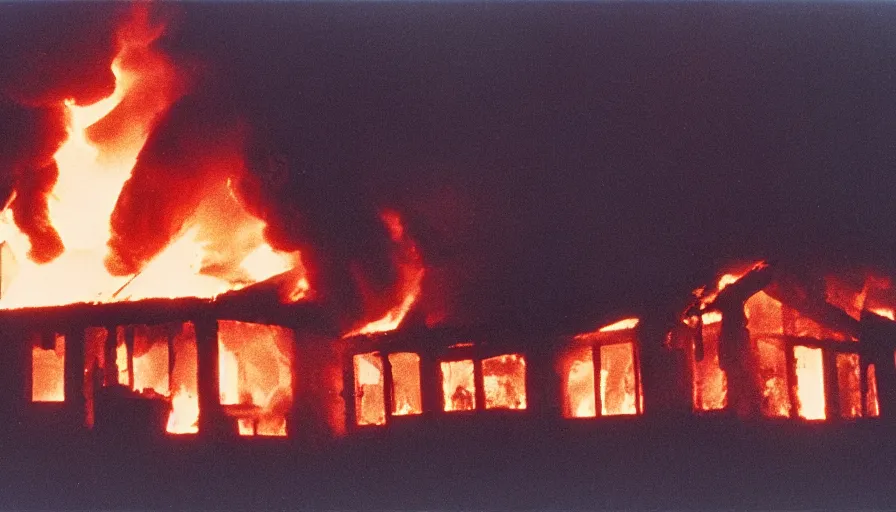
[352,351,423,426]
[31,332,65,402]
[866,364,880,418]
[389,352,422,416]
[218,320,294,437]
[740,290,885,421]
[82,323,199,434]
[438,353,529,413]
[482,354,527,410]
[561,347,595,418]
[561,318,643,418]
[836,353,862,419]
[692,312,727,411]
[354,352,386,425]
[441,359,475,412]
[600,343,638,416]
[793,346,825,420]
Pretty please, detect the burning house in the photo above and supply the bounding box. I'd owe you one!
[2,1,896,509]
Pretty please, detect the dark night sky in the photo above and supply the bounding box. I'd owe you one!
[1,2,895,331]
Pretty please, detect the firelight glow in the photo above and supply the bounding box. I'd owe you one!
[15,6,306,438]
[0,6,306,311]
[346,210,425,336]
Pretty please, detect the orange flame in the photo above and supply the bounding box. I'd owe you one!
[689,261,767,316]
[166,387,199,434]
[871,308,895,321]
[31,334,65,402]
[218,321,293,437]
[347,210,424,336]
[692,311,727,411]
[793,346,826,420]
[598,317,640,333]
[564,318,641,417]
[0,5,306,310]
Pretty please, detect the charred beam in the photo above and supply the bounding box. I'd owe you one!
[719,303,760,419]
[195,316,227,439]
[63,326,86,430]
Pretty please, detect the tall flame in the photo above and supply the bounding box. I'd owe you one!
[0,6,305,310]
[347,210,424,336]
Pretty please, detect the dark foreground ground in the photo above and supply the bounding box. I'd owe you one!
[1,416,894,509]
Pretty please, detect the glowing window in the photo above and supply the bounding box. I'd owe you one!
[600,343,638,416]
[793,346,825,420]
[354,352,386,426]
[218,320,294,437]
[562,347,596,418]
[80,323,198,434]
[866,364,880,418]
[693,312,727,411]
[482,354,527,410]
[755,338,791,418]
[836,353,862,419]
[563,318,643,418]
[167,322,198,435]
[115,327,129,387]
[132,325,169,397]
[31,333,65,402]
[389,352,422,416]
[441,360,475,412]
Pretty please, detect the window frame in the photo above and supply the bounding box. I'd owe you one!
[436,346,530,415]
[349,350,424,428]
[560,327,644,419]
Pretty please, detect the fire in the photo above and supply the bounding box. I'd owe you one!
[166,387,199,434]
[441,360,475,412]
[563,349,596,418]
[599,343,637,415]
[866,364,880,417]
[351,351,422,425]
[693,311,727,411]
[389,352,422,416]
[347,210,424,336]
[793,346,825,420]
[218,321,293,437]
[563,318,641,417]
[689,262,768,315]
[353,353,386,426]
[836,353,862,419]
[482,354,527,410]
[0,5,306,310]
[871,308,895,321]
[31,333,65,402]
[598,317,639,333]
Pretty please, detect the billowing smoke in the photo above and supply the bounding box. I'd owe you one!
[0,4,123,264]
[2,3,895,331]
